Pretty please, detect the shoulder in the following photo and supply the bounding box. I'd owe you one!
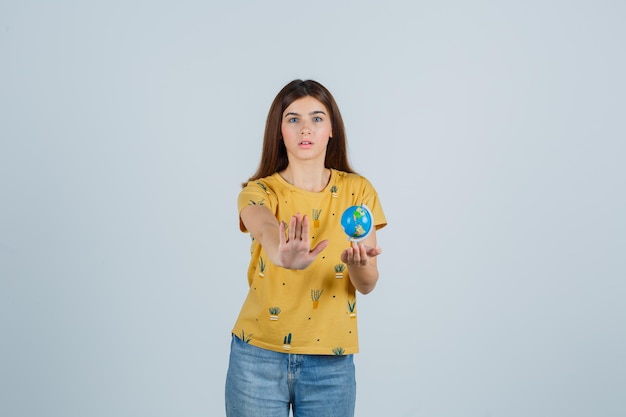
[238,174,286,209]
[241,174,285,195]
[333,170,377,190]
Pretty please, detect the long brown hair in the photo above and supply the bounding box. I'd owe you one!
[244,79,355,186]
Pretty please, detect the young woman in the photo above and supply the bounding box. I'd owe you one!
[225,79,387,417]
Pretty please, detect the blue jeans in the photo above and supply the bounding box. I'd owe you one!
[225,335,356,417]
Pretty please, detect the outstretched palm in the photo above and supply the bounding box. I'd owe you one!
[277,213,328,270]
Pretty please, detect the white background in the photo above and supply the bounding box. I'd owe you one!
[1,1,624,416]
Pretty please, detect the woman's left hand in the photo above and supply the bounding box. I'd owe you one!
[341,242,382,266]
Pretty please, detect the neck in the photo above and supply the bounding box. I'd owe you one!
[280,165,331,192]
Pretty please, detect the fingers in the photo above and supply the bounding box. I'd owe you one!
[279,220,287,245]
[341,243,382,265]
[300,214,310,241]
[354,243,368,266]
[341,243,367,266]
[288,215,295,241]
[286,213,308,242]
[366,246,382,257]
[287,213,299,242]
[310,239,329,257]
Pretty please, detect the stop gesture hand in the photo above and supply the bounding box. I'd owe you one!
[277,213,329,270]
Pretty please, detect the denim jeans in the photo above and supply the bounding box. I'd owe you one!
[225,335,356,417]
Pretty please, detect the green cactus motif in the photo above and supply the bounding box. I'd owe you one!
[269,306,281,320]
[258,257,266,278]
[330,185,338,197]
[348,299,356,318]
[256,181,270,194]
[249,199,265,206]
[283,333,292,350]
[332,347,345,355]
[334,263,346,279]
[311,289,323,309]
[312,209,322,227]
[240,330,253,343]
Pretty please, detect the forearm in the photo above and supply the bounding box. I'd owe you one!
[347,263,379,294]
[253,223,283,267]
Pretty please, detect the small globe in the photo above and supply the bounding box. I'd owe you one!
[340,205,373,241]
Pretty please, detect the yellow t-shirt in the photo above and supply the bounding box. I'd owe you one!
[232,169,387,355]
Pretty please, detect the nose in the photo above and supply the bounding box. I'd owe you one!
[300,119,312,134]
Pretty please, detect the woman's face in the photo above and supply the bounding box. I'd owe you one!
[281,96,333,164]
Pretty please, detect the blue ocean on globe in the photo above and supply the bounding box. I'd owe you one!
[340,205,373,241]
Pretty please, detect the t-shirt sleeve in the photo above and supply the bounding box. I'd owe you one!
[237,180,278,232]
[359,176,387,230]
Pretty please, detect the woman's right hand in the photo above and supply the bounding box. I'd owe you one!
[277,213,328,270]
[240,205,328,270]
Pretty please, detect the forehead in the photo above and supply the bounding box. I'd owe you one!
[283,96,329,115]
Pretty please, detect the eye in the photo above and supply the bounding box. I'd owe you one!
[313,116,323,122]
[288,117,298,123]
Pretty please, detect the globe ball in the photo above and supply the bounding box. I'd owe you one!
[340,205,373,242]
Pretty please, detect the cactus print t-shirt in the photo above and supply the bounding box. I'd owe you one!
[232,169,387,355]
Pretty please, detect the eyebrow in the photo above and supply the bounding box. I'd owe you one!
[284,110,327,118]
